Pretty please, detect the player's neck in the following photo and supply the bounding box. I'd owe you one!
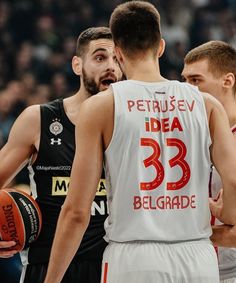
[63,91,88,125]
[226,108,236,128]
[221,96,236,128]
[124,59,166,82]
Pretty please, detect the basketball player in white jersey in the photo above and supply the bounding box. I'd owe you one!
[182,40,236,283]
[44,2,236,283]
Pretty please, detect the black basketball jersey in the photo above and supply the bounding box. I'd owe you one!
[21,99,108,264]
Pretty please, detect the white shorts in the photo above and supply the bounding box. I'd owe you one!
[221,279,236,283]
[101,241,219,283]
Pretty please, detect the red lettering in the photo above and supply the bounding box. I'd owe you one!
[171,117,183,132]
[152,101,160,112]
[145,117,183,133]
[186,100,195,112]
[156,195,165,209]
[145,100,151,112]
[140,137,190,191]
[137,100,145,111]
[165,196,172,209]
[161,118,169,132]
[190,195,196,208]
[140,138,164,191]
[171,196,181,209]
[178,100,185,111]
[143,196,150,209]
[145,118,150,132]
[127,100,135,112]
[133,196,142,209]
[127,99,195,113]
[133,195,197,210]
[150,118,161,132]
[167,138,191,191]
[180,196,190,208]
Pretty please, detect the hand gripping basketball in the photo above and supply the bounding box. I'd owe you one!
[0,189,42,252]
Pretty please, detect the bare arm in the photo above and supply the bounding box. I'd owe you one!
[44,91,113,283]
[0,105,40,188]
[210,189,236,247]
[0,105,40,256]
[209,132,236,247]
[205,93,236,225]
[211,224,236,247]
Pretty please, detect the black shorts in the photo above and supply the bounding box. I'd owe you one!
[20,259,102,283]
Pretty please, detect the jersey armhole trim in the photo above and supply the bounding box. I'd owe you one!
[105,85,117,154]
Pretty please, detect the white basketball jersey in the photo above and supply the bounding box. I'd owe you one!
[211,125,236,280]
[104,80,212,242]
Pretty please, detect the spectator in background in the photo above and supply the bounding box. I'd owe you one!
[0,91,15,146]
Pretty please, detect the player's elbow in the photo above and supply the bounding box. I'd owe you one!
[61,203,90,229]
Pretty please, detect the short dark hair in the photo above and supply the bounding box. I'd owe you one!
[109,1,161,58]
[76,27,112,57]
[184,40,236,94]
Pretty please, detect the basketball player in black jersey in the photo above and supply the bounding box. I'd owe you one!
[0,27,122,283]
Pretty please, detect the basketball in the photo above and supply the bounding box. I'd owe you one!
[0,189,42,252]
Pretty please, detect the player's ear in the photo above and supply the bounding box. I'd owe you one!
[72,56,82,76]
[157,39,165,58]
[223,73,235,90]
[115,46,124,64]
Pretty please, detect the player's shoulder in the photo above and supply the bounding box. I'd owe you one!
[177,82,222,111]
[7,104,41,146]
[201,91,224,112]
[40,98,61,110]
[197,91,227,126]
[82,88,113,111]
[17,104,41,123]
[11,105,41,139]
[78,88,113,125]
[176,81,203,97]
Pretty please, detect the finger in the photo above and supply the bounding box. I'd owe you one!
[209,198,214,205]
[0,251,18,258]
[215,189,223,202]
[209,199,221,219]
[0,241,16,248]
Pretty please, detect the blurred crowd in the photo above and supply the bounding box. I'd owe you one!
[0,0,236,177]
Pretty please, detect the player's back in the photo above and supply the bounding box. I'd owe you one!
[105,80,212,243]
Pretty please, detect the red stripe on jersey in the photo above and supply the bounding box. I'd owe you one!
[208,165,213,198]
[103,262,108,283]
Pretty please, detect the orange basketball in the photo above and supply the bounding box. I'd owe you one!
[0,189,42,252]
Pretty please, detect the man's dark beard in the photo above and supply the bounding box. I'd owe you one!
[82,68,100,96]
